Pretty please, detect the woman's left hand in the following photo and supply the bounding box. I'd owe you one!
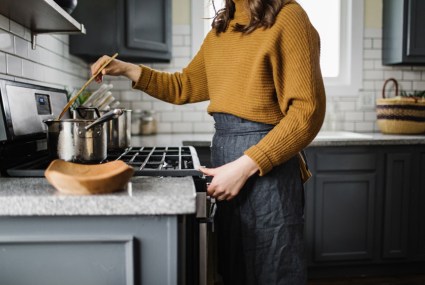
[199,155,259,201]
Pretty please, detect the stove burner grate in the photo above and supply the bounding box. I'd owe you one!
[107,146,202,177]
[4,146,202,177]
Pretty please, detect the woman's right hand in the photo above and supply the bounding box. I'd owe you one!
[91,55,141,83]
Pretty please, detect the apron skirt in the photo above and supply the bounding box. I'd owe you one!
[211,113,307,285]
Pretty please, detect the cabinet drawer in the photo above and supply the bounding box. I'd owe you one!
[315,152,377,171]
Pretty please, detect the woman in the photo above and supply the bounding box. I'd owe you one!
[91,0,326,283]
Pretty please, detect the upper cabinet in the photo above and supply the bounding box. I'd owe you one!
[69,0,172,63]
[0,0,85,49]
[382,0,425,65]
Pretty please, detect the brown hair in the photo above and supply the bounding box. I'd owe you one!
[211,0,289,34]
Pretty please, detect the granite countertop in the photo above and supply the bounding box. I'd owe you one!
[0,176,196,216]
[132,131,425,147]
[1,131,423,217]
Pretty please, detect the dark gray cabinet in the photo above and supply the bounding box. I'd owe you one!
[70,0,172,63]
[304,148,380,266]
[305,145,425,277]
[0,216,181,285]
[187,144,425,277]
[382,0,425,65]
[382,152,411,259]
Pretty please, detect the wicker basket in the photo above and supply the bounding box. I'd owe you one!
[376,78,425,134]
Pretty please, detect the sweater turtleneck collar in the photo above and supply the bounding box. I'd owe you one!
[232,0,250,24]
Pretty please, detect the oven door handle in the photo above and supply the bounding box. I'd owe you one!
[196,193,216,230]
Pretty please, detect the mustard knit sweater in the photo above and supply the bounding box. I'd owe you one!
[133,0,326,176]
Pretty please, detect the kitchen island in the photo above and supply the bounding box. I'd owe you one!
[0,176,196,285]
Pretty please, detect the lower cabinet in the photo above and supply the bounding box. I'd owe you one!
[190,144,425,277]
[305,145,425,277]
[0,215,185,285]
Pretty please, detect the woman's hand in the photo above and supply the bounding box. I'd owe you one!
[199,155,259,201]
[91,55,141,83]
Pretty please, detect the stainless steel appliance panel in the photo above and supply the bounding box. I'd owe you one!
[6,85,67,138]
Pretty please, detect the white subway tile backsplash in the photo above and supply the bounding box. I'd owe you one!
[173,57,191,67]
[364,70,384,80]
[0,15,8,30]
[157,122,172,133]
[363,49,381,60]
[0,31,14,53]
[343,122,355,131]
[183,111,203,122]
[121,90,143,101]
[131,101,153,111]
[383,70,403,80]
[403,71,422,81]
[363,38,372,49]
[413,81,425,90]
[22,59,35,78]
[345,112,364,121]
[173,122,193,133]
[153,101,174,111]
[0,52,6,73]
[364,28,381,38]
[372,38,382,49]
[172,35,184,46]
[172,25,190,35]
[363,60,374,70]
[364,111,377,121]
[161,111,182,122]
[14,36,28,58]
[194,122,214,133]
[6,54,22,76]
[172,46,191,57]
[36,34,64,55]
[9,20,25,38]
[355,122,375,132]
[184,35,191,46]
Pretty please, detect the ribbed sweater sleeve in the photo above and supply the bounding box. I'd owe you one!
[244,4,326,175]
[133,43,209,104]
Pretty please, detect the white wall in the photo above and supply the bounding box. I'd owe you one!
[1,1,425,134]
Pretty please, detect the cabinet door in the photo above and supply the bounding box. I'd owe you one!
[413,153,425,258]
[383,0,425,65]
[313,173,377,262]
[405,0,425,57]
[70,0,172,62]
[126,0,171,53]
[382,153,411,259]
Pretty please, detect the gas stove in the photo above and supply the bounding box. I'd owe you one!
[0,79,212,285]
[4,145,202,177]
[0,79,202,178]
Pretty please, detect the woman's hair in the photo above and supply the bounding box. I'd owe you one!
[211,0,288,34]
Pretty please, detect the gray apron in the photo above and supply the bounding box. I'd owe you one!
[211,113,307,285]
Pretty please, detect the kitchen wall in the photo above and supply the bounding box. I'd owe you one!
[1,0,425,134]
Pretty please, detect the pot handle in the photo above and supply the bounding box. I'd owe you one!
[85,109,124,131]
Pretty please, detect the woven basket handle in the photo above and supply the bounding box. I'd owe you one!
[382,78,399,99]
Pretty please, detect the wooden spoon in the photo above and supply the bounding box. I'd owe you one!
[56,53,118,120]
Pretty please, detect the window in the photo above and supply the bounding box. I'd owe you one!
[191,0,364,96]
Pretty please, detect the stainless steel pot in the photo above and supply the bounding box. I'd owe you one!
[101,109,132,150]
[72,107,100,120]
[44,109,123,163]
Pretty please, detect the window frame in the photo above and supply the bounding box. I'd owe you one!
[191,0,364,97]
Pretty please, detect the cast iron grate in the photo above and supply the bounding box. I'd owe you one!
[107,146,202,177]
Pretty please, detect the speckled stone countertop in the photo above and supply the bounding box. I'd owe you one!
[132,132,425,147]
[2,131,423,217]
[0,176,196,216]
